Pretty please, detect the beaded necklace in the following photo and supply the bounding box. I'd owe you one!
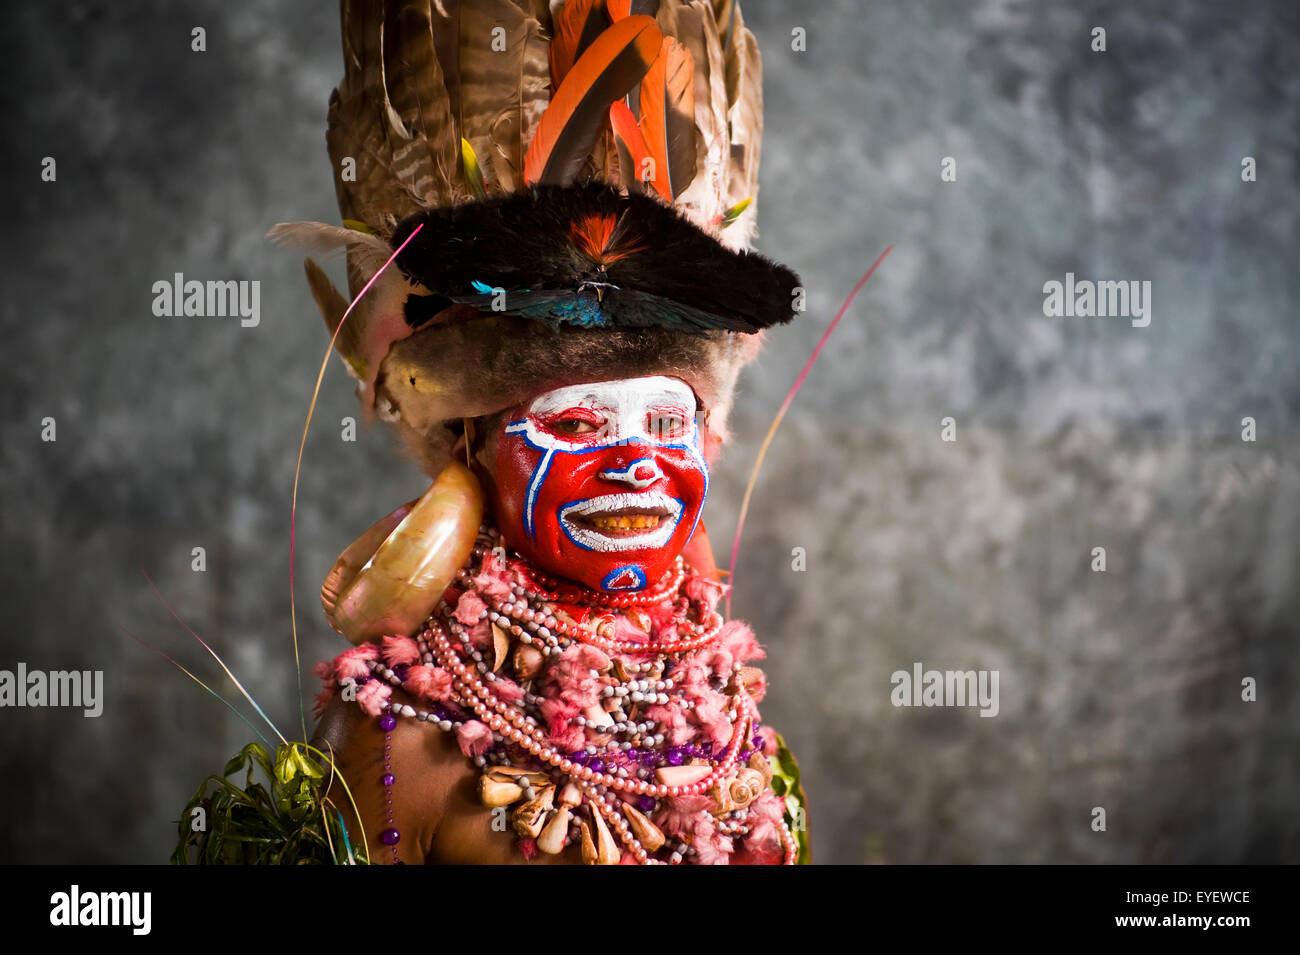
[320,525,796,865]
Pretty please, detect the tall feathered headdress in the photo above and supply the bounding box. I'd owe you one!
[274,0,800,476]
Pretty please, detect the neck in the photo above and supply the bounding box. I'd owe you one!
[462,523,725,654]
[482,518,706,610]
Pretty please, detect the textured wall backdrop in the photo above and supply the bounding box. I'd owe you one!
[1,0,1296,864]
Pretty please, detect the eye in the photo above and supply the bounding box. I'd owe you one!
[552,418,599,435]
[539,407,605,436]
[648,412,689,440]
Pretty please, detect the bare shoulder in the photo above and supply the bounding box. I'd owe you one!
[310,689,464,864]
[311,691,579,865]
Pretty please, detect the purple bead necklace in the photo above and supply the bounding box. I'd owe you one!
[379,708,400,862]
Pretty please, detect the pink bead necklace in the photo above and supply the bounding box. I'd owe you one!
[353,526,798,865]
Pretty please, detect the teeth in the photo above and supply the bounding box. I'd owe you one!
[591,514,662,531]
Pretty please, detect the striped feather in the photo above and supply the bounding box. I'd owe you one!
[459,1,529,194]
[429,0,461,142]
[722,0,761,232]
[670,1,730,234]
[327,0,459,244]
[381,1,459,208]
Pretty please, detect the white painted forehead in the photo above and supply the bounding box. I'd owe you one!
[526,376,696,413]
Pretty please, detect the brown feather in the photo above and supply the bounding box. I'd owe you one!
[496,14,552,193]
[522,0,553,32]
[610,126,646,195]
[649,0,676,36]
[524,15,663,186]
[711,0,734,46]
[600,125,614,182]
[722,1,761,238]
[457,1,524,194]
[270,220,406,385]
[670,1,730,234]
[382,0,460,208]
[429,0,462,142]
[326,0,467,310]
[328,3,414,237]
[303,257,348,332]
[433,1,549,195]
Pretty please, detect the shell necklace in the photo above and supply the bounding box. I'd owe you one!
[342,525,797,865]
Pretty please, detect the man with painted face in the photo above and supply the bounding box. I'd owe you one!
[486,375,708,595]
[310,364,809,865]
[293,1,810,866]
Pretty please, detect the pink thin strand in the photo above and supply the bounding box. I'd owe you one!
[139,570,287,745]
[725,245,894,618]
[289,225,425,739]
[117,620,274,750]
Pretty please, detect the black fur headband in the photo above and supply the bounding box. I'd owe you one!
[390,182,801,336]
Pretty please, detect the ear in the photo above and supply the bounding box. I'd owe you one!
[698,407,725,466]
[387,412,458,480]
[466,412,499,473]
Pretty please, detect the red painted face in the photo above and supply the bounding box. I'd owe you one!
[487,376,709,593]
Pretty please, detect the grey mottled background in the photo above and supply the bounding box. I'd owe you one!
[1,0,1296,864]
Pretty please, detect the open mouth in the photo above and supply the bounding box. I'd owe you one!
[574,506,672,535]
[559,493,682,551]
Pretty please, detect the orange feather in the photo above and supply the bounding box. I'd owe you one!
[549,0,608,88]
[569,209,646,266]
[570,211,617,262]
[609,99,653,190]
[638,36,695,200]
[525,15,663,186]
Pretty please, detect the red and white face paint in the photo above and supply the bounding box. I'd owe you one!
[488,376,709,593]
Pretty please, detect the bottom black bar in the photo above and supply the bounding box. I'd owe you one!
[5,864,1283,941]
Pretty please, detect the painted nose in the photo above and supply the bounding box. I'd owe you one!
[599,457,662,490]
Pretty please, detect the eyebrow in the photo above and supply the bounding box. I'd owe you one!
[531,385,695,410]
[644,385,692,400]
[635,381,696,403]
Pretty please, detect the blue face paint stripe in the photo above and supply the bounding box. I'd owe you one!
[523,447,555,539]
[683,428,709,543]
[601,565,648,591]
[508,416,708,545]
